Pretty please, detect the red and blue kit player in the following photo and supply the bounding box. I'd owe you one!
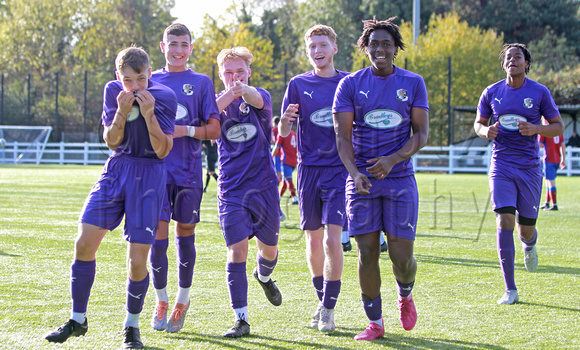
[279,24,349,332]
[539,128,565,211]
[271,116,283,181]
[45,46,176,349]
[334,18,429,341]
[272,129,298,203]
[148,23,220,333]
[475,43,564,305]
[215,46,282,338]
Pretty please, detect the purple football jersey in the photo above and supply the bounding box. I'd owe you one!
[282,70,349,166]
[333,66,429,177]
[216,88,278,196]
[477,78,560,168]
[150,69,220,187]
[102,80,176,159]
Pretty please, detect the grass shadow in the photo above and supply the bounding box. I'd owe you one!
[0,250,21,257]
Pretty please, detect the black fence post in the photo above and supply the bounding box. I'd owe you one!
[447,56,452,146]
[0,73,3,125]
[55,71,59,141]
[84,70,88,141]
[27,73,32,125]
[212,64,216,93]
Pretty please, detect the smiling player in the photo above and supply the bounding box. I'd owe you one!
[279,24,349,332]
[333,17,429,341]
[148,23,220,334]
[215,46,282,338]
[474,43,564,305]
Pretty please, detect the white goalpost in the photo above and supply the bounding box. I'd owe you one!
[0,126,52,164]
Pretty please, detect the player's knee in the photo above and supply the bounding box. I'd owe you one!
[356,241,380,265]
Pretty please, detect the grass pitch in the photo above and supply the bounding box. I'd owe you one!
[0,165,578,349]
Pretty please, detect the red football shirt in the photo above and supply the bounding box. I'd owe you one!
[539,134,564,164]
[276,130,298,167]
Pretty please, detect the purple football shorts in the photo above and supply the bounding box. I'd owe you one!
[489,162,542,219]
[297,164,347,231]
[219,185,280,246]
[346,174,418,240]
[79,154,166,244]
[160,184,202,224]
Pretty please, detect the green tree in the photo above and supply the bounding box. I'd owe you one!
[527,27,579,72]
[0,0,175,140]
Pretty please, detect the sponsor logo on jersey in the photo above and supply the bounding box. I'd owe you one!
[498,114,526,130]
[523,98,533,109]
[396,89,408,102]
[310,108,333,127]
[364,109,403,129]
[127,105,140,122]
[225,123,257,143]
[359,90,370,98]
[176,104,188,120]
[182,84,194,96]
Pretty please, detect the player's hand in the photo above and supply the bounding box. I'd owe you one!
[366,156,395,180]
[282,104,300,124]
[560,161,566,169]
[487,122,499,140]
[228,73,246,99]
[135,90,155,119]
[517,120,538,136]
[116,90,136,118]
[353,172,372,196]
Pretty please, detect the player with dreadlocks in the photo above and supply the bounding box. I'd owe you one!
[333,17,429,341]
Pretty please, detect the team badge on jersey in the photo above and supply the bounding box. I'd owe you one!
[364,109,403,129]
[127,105,140,122]
[523,98,533,109]
[396,89,408,102]
[225,123,257,143]
[182,84,194,96]
[498,114,526,130]
[310,108,333,128]
[239,102,250,116]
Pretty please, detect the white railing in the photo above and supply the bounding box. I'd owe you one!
[1,142,580,176]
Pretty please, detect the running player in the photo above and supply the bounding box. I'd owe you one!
[272,129,298,204]
[539,120,565,211]
[44,46,177,349]
[148,23,220,333]
[279,24,348,332]
[215,46,282,338]
[475,43,564,304]
[334,17,429,341]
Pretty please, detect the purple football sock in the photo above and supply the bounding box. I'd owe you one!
[520,229,537,252]
[498,228,516,290]
[362,294,382,322]
[322,280,341,309]
[176,235,196,288]
[71,259,96,314]
[149,238,168,289]
[257,251,277,278]
[226,261,248,309]
[396,279,415,299]
[312,276,324,301]
[126,274,149,314]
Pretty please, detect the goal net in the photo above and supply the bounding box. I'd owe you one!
[0,126,52,164]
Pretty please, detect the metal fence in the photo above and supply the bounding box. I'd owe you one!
[2,142,579,176]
